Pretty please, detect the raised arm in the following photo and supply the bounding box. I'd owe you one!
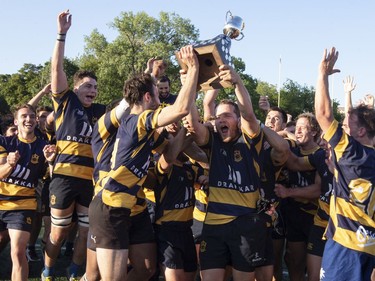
[157,45,199,127]
[203,89,219,122]
[263,125,289,166]
[343,76,356,114]
[28,83,51,108]
[219,65,260,136]
[51,10,71,94]
[158,127,192,173]
[315,47,340,133]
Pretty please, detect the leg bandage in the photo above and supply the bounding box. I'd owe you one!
[51,213,72,228]
[77,212,89,228]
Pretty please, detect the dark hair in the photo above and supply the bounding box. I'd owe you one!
[123,73,155,106]
[0,114,15,134]
[215,99,240,118]
[157,75,171,86]
[73,70,97,86]
[269,106,288,123]
[296,112,321,142]
[37,105,53,115]
[349,105,375,138]
[286,121,296,128]
[13,104,36,119]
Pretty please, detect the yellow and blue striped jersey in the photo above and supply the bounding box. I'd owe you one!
[96,108,163,209]
[287,146,321,215]
[91,108,120,187]
[202,129,264,225]
[52,90,104,180]
[324,120,375,256]
[154,161,203,227]
[0,135,47,210]
[308,150,333,228]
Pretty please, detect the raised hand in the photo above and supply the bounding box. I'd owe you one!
[343,76,356,93]
[57,10,72,34]
[319,47,340,76]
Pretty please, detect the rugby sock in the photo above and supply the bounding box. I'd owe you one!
[42,266,55,277]
[69,262,80,277]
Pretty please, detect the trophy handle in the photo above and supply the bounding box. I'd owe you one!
[235,32,244,41]
[225,11,233,23]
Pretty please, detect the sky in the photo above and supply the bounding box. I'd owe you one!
[1,0,375,107]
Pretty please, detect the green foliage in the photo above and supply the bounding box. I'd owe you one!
[79,11,199,105]
[0,59,79,116]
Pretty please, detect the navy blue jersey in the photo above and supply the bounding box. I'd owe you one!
[0,135,47,210]
[154,161,203,227]
[308,149,333,228]
[324,120,375,256]
[202,129,264,225]
[97,108,164,209]
[288,146,322,215]
[52,90,104,180]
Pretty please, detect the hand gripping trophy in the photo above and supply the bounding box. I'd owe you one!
[177,11,245,91]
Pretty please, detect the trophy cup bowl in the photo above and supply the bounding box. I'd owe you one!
[176,11,245,91]
[223,11,245,40]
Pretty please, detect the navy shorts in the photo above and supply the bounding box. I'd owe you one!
[191,219,204,244]
[307,224,326,257]
[87,196,131,250]
[200,214,268,272]
[285,205,314,242]
[156,225,197,272]
[0,210,35,232]
[49,174,93,209]
[129,209,155,245]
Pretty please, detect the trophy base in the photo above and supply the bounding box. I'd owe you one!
[176,35,233,92]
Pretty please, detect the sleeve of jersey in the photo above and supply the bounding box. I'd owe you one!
[243,127,264,156]
[152,130,168,153]
[51,88,70,109]
[94,108,120,144]
[307,152,322,170]
[323,120,349,162]
[0,136,8,158]
[139,108,162,132]
[0,145,7,158]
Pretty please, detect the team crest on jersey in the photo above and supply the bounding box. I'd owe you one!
[31,154,39,164]
[200,240,207,252]
[234,150,242,162]
[26,217,32,225]
[50,194,56,205]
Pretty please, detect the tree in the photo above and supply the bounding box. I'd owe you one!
[78,11,199,105]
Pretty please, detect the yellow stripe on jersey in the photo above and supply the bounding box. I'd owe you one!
[0,198,37,210]
[144,188,156,203]
[53,163,93,180]
[330,196,375,255]
[53,98,66,131]
[101,189,138,209]
[314,202,329,228]
[324,120,348,162]
[0,182,35,197]
[204,186,260,225]
[130,188,147,216]
[56,140,93,158]
[156,207,194,225]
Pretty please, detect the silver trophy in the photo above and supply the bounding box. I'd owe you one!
[223,11,245,40]
[176,11,245,91]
